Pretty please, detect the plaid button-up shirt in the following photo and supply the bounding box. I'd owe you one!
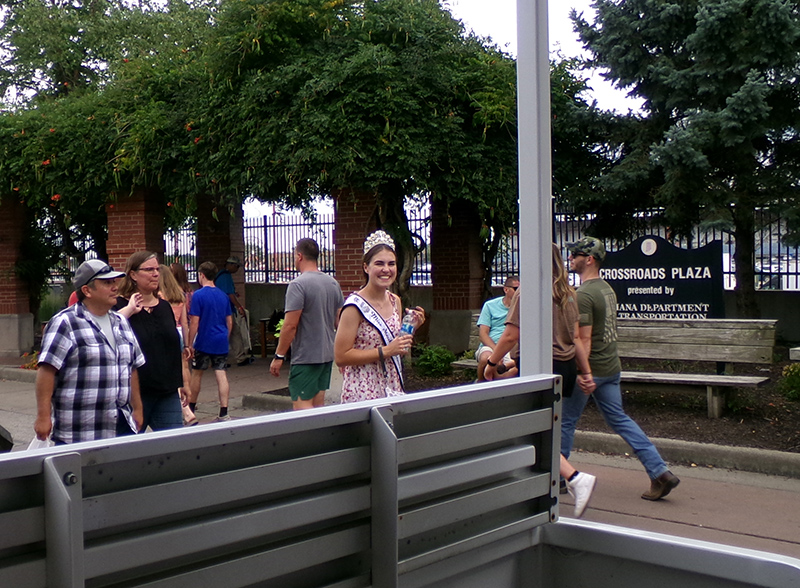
[38,303,145,444]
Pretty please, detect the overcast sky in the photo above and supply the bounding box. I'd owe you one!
[447,0,643,112]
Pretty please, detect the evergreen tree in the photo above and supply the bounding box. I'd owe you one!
[573,0,800,316]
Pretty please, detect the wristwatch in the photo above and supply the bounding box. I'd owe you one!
[486,358,498,367]
[274,353,285,361]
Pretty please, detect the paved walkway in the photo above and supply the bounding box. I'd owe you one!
[1,358,800,563]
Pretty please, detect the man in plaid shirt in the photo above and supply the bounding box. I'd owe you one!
[35,260,145,444]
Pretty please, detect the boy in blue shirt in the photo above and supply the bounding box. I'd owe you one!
[187,262,233,421]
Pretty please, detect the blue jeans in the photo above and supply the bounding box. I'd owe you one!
[141,393,183,431]
[561,372,668,480]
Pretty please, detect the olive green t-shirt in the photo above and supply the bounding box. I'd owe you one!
[576,278,621,377]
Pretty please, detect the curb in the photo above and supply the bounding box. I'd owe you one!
[574,430,800,479]
[0,366,37,384]
[242,392,293,412]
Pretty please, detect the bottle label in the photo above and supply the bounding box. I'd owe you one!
[401,323,415,335]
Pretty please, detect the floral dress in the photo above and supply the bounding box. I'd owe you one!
[341,306,404,403]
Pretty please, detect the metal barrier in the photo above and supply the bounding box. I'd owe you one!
[2,376,798,588]
[0,376,561,588]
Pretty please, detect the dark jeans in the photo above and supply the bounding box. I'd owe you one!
[141,393,183,431]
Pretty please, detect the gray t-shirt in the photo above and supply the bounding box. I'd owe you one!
[284,271,344,364]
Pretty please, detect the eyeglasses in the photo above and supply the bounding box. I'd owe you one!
[136,266,159,273]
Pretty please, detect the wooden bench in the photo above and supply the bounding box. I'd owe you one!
[452,358,479,371]
[617,318,777,418]
[453,318,777,419]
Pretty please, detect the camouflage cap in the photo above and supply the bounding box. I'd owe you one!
[567,236,606,261]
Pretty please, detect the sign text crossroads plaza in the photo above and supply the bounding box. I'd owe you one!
[601,236,724,320]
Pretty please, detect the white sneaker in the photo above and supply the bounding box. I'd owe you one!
[213,415,231,422]
[566,472,597,518]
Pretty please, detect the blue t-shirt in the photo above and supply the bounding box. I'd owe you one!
[214,269,236,312]
[477,296,511,344]
[189,286,232,355]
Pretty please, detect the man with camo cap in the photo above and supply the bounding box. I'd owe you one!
[562,236,681,501]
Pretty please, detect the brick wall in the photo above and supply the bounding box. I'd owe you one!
[195,197,246,306]
[105,187,165,271]
[430,199,484,310]
[0,197,30,314]
[334,189,379,296]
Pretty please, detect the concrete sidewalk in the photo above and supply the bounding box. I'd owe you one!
[2,358,800,561]
[0,357,310,451]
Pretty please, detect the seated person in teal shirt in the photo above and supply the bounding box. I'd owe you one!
[476,275,519,381]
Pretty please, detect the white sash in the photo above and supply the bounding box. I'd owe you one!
[343,293,404,390]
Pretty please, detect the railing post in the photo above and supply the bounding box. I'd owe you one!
[370,405,399,588]
[44,453,84,588]
[263,214,270,281]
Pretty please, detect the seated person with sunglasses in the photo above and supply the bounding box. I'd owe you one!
[475,275,520,381]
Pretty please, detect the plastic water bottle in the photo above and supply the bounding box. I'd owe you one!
[401,309,417,335]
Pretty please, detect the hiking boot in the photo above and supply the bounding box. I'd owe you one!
[641,470,680,501]
[566,472,597,518]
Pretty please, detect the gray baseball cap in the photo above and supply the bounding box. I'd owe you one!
[567,236,606,261]
[74,259,125,289]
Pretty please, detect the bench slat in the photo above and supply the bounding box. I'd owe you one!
[451,359,478,369]
[620,371,769,388]
[618,318,778,330]
[618,325,776,347]
[617,342,773,364]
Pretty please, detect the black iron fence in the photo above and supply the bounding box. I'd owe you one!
[164,218,198,283]
[553,207,800,291]
[160,207,800,290]
[58,206,799,291]
[236,206,441,285]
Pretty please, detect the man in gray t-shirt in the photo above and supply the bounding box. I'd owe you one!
[269,238,343,410]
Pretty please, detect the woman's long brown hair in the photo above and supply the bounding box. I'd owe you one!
[552,243,575,307]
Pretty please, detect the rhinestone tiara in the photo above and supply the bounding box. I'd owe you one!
[363,230,395,254]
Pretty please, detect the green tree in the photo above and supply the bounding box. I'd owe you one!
[0,0,213,315]
[194,0,520,298]
[572,0,800,316]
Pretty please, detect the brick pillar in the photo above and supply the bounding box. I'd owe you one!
[195,197,245,305]
[428,198,484,352]
[105,187,165,270]
[333,189,378,296]
[0,197,34,356]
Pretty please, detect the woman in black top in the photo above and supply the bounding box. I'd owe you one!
[115,251,185,430]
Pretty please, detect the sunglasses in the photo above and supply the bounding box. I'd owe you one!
[86,265,114,282]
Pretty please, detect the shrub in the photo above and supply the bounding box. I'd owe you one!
[779,363,800,402]
[38,289,66,323]
[415,344,456,378]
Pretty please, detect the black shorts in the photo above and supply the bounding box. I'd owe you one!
[192,351,228,371]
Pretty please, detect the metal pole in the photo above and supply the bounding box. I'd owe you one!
[516,0,553,375]
[370,406,399,588]
[44,453,84,588]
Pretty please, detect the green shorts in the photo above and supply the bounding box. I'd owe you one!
[288,362,333,401]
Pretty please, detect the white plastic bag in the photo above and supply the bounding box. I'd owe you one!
[27,437,53,451]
